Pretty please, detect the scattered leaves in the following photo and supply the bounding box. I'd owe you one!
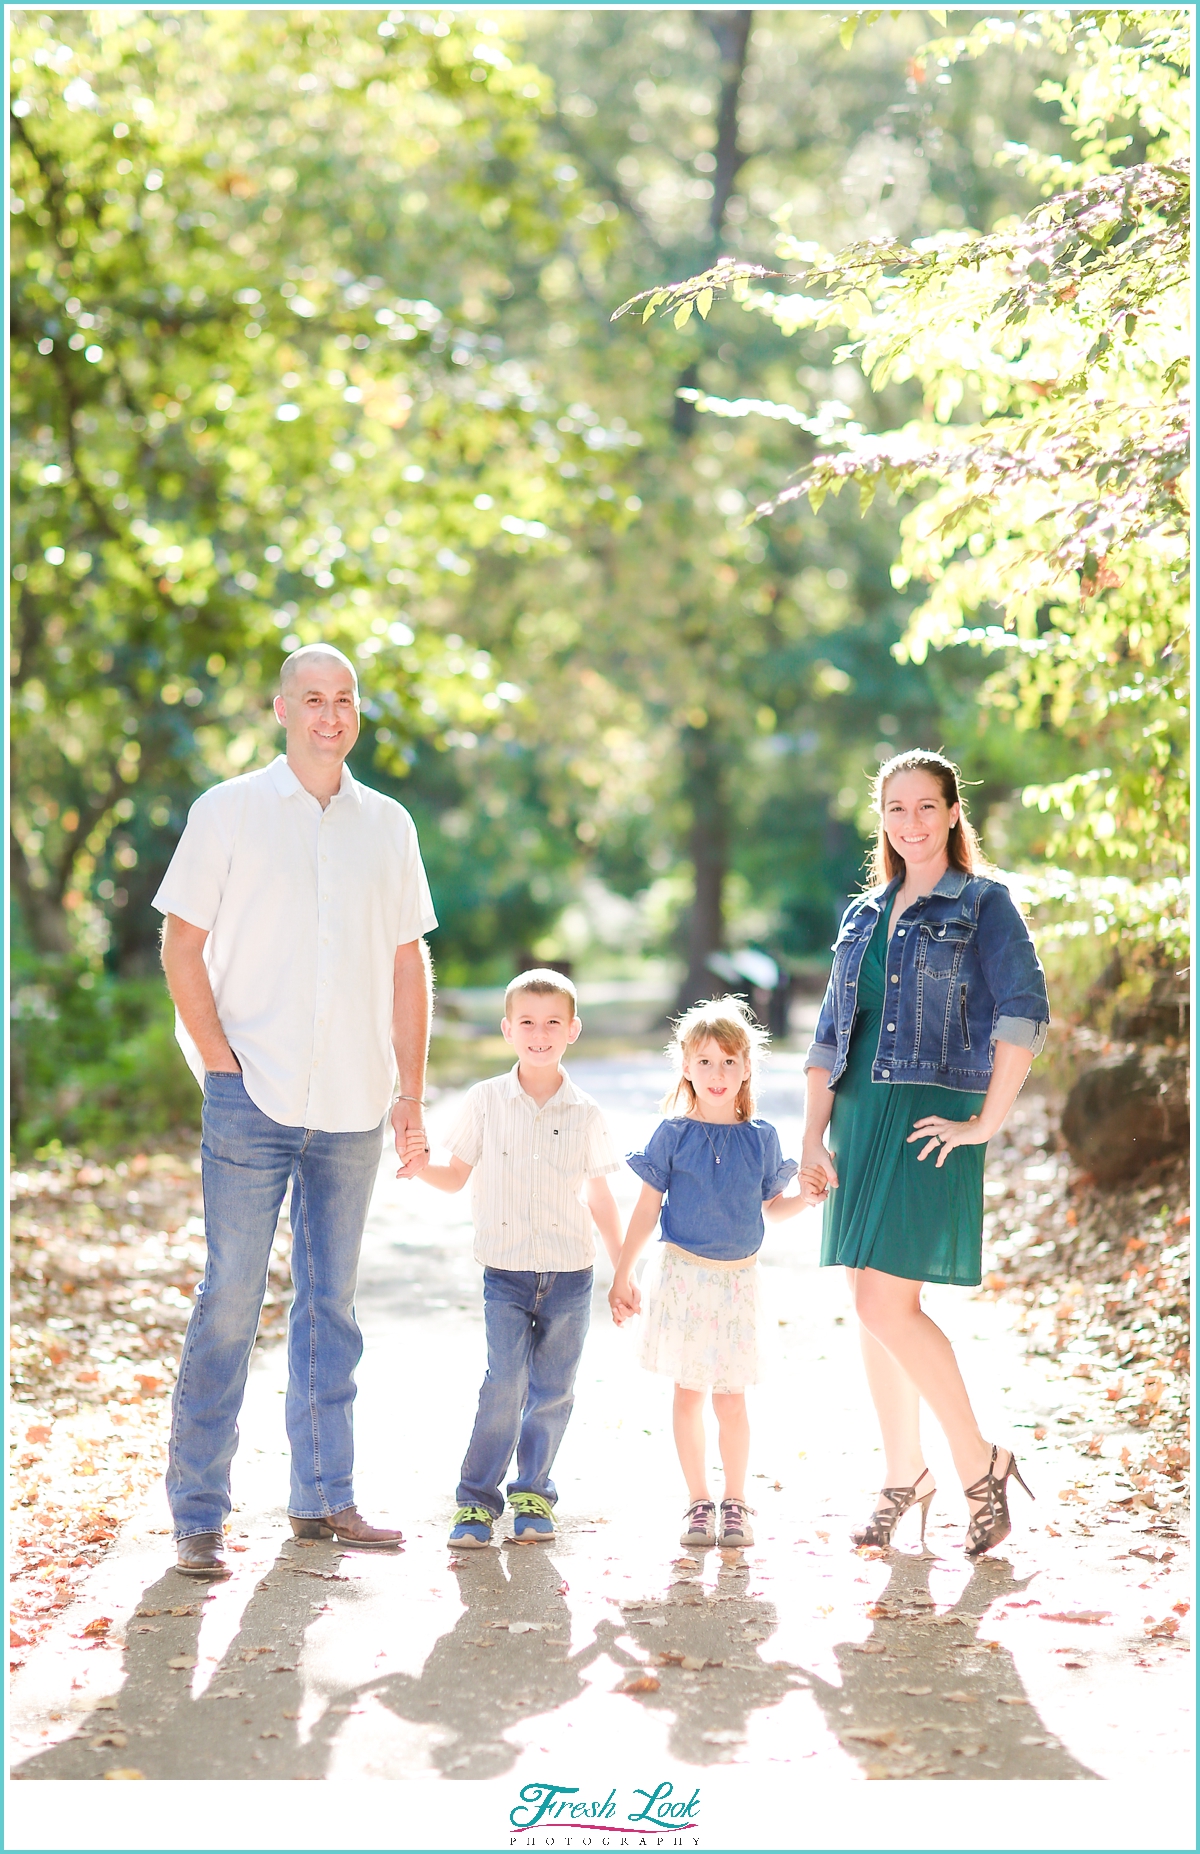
[7,1145,293,1664]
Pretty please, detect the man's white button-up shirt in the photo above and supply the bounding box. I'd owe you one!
[446,1065,619,1271]
[153,756,437,1132]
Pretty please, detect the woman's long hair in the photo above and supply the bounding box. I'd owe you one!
[663,995,767,1123]
[869,749,993,886]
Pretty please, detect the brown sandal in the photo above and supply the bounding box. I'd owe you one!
[963,1445,1034,1557]
[851,1467,935,1548]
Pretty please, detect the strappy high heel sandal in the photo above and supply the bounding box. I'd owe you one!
[963,1444,1035,1558]
[851,1467,936,1549]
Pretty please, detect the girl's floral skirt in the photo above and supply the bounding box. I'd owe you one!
[639,1241,760,1392]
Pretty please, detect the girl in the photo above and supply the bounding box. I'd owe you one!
[802,749,1050,1557]
[610,997,824,1550]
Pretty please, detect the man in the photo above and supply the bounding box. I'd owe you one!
[154,644,436,1577]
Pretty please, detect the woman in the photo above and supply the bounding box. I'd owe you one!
[802,750,1050,1557]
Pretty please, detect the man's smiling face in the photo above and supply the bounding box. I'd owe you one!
[274,653,360,769]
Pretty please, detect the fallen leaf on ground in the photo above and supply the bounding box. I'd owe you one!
[701,1729,743,1745]
[103,1768,144,1780]
[1040,1611,1111,1624]
[78,1696,119,1711]
[282,1711,301,1720]
[260,1730,281,1739]
[842,1727,897,1746]
[80,1616,111,1637]
[618,1674,660,1695]
[91,1731,127,1748]
[166,1655,197,1670]
[898,1686,932,1696]
[1147,1616,1181,1637]
[680,1655,708,1671]
[997,1696,1030,1706]
[942,1691,979,1703]
[854,1643,888,1655]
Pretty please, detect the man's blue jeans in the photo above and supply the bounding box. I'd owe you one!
[167,1072,384,1539]
[456,1267,594,1517]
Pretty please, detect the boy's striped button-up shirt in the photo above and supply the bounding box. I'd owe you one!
[446,1065,619,1271]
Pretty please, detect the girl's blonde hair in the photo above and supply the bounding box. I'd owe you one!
[663,995,768,1123]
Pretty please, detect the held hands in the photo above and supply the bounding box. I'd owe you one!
[798,1162,832,1208]
[608,1270,641,1326]
[908,1113,990,1167]
[392,1101,430,1180]
[800,1142,839,1200]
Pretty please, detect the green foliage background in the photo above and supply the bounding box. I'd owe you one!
[10,6,1186,1151]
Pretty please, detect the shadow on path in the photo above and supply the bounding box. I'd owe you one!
[798,1549,1099,1780]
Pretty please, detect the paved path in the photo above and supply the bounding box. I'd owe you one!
[8,1058,1192,1830]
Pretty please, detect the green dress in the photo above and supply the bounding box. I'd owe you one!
[821,906,988,1286]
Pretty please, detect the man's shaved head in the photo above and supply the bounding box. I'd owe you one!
[279,643,359,697]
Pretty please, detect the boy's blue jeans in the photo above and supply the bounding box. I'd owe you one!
[456,1266,593,1518]
[167,1071,384,1539]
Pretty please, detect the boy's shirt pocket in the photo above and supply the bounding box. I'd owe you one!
[540,1111,587,1182]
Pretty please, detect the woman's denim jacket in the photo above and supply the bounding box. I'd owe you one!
[804,870,1050,1094]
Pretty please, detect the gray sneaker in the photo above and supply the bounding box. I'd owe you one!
[718,1498,754,1548]
[680,1499,717,1547]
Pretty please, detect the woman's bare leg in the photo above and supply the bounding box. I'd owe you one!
[673,1386,709,1502]
[710,1390,749,1502]
[850,1266,994,1492]
[850,1271,928,1488]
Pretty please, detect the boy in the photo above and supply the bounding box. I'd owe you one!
[413,970,622,1547]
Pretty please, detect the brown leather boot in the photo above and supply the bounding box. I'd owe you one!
[288,1506,404,1549]
[175,1531,231,1579]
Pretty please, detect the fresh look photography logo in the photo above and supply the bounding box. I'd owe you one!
[509,1781,702,1847]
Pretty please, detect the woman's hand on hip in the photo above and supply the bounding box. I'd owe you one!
[908,1113,988,1167]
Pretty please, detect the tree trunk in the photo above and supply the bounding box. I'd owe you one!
[671,13,754,1010]
[676,724,730,1013]
[10,830,74,955]
[703,10,753,244]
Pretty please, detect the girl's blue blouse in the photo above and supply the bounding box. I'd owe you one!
[626,1117,798,1261]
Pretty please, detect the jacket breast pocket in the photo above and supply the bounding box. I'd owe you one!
[916,920,973,981]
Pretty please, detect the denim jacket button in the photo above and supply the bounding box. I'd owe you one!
[890,974,899,983]
[881,1068,891,1079]
[897,928,905,937]
[887,1022,895,1031]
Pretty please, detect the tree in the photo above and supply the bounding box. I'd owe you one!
[618,8,1189,967]
[483,6,1075,1004]
[9,8,622,967]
